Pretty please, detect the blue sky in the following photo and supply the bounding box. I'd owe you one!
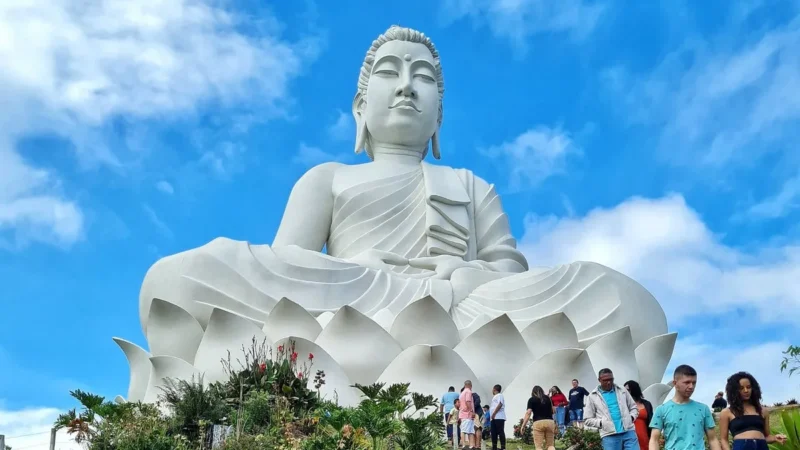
[2,0,800,446]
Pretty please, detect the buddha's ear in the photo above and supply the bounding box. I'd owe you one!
[352,93,368,155]
[431,129,441,159]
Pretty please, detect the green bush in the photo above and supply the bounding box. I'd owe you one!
[561,426,603,450]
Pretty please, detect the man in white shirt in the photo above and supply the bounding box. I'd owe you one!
[489,384,507,450]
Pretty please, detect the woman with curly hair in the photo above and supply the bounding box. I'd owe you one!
[624,380,653,450]
[718,371,787,450]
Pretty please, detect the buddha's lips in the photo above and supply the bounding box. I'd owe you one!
[390,99,420,112]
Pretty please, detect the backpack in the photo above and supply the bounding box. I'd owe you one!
[472,392,482,415]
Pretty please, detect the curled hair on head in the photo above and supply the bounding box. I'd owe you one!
[624,380,644,402]
[725,371,763,418]
[494,384,502,393]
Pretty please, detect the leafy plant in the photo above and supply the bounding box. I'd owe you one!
[513,418,533,444]
[561,426,603,450]
[54,389,131,443]
[159,374,228,441]
[769,407,800,450]
[781,345,800,378]
[788,398,798,406]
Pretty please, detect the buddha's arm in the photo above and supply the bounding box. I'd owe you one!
[472,177,529,273]
[272,162,342,251]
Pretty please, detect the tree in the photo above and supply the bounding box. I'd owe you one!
[780,345,800,377]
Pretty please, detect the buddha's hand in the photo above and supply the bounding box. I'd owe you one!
[349,249,409,273]
[407,255,483,280]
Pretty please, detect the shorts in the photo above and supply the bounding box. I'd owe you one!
[460,419,475,434]
[569,408,584,422]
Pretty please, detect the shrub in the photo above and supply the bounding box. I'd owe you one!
[787,398,798,406]
[512,418,533,444]
[561,426,603,450]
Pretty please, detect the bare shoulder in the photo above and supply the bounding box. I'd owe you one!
[719,408,732,419]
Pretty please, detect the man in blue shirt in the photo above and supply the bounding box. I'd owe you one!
[440,386,460,445]
[649,365,721,450]
[568,378,591,428]
[584,368,640,450]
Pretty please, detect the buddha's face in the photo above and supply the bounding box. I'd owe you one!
[363,40,439,150]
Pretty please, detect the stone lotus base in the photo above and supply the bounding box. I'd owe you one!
[114,296,676,436]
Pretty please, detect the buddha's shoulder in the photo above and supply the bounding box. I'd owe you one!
[295,162,346,185]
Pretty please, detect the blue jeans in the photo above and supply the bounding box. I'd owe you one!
[732,439,768,450]
[554,406,566,434]
[601,430,638,450]
[569,408,584,423]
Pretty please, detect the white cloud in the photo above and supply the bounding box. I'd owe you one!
[142,204,173,239]
[0,0,315,249]
[0,406,82,450]
[155,181,174,195]
[747,171,800,219]
[0,145,83,249]
[440,0,605,52]
[327,110,354,142]
[604,8,800,170]
[481,126,581,190]
[519,194,800,323]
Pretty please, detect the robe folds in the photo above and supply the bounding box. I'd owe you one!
[140,163,667,348]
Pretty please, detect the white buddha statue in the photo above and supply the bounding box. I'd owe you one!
[126,27,675,415]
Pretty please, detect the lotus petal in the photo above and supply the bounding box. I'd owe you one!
[390,296,460,348]
[113,337,151,402]
[586,327,639,383]
[263,297,322,343]
[114,395,126,404]
[274,336,361,406]
[455,312,491,340]
[194,308,270,384]
[519,312,579,359]
[454,314,532,388]
[635,333,677,387]
[314,306,402,385]
[143,355,201,403]
[505,348,595,436]
[316,311,334,328]
[146,299,204,363]
[377,345,487,405]
[372,308,395,331]
[643,382,673,406]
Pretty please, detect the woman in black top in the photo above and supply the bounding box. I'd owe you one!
[520,386,556,450]
[718,372,786,450]
[624,380,654,450]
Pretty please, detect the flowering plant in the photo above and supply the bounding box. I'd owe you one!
[512,418,533,444]
[221,337,322,416]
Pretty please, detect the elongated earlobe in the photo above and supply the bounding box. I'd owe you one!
[354,118,368,155]
[431,130,441,159]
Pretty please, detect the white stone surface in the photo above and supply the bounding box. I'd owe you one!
[114,25,677,431]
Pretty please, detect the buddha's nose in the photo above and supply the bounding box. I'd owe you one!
[395,79,416,99]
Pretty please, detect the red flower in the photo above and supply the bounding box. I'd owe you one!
[298,372,303,378]
[308,352,314,360]
[259,363,266,372]
[278,345,284,353]
[291,352,298,362]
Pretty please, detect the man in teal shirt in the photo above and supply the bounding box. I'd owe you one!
[649,365,721,450]
[440,386,460,445]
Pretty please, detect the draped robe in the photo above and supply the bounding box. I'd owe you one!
[140,162,668,348]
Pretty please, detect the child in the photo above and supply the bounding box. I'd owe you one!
[449,399,461,446]
[474,408,484,443]
[482,404,491,441]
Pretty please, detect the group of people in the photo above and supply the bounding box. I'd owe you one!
[439,381,508,450]
[440,365,789,450]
